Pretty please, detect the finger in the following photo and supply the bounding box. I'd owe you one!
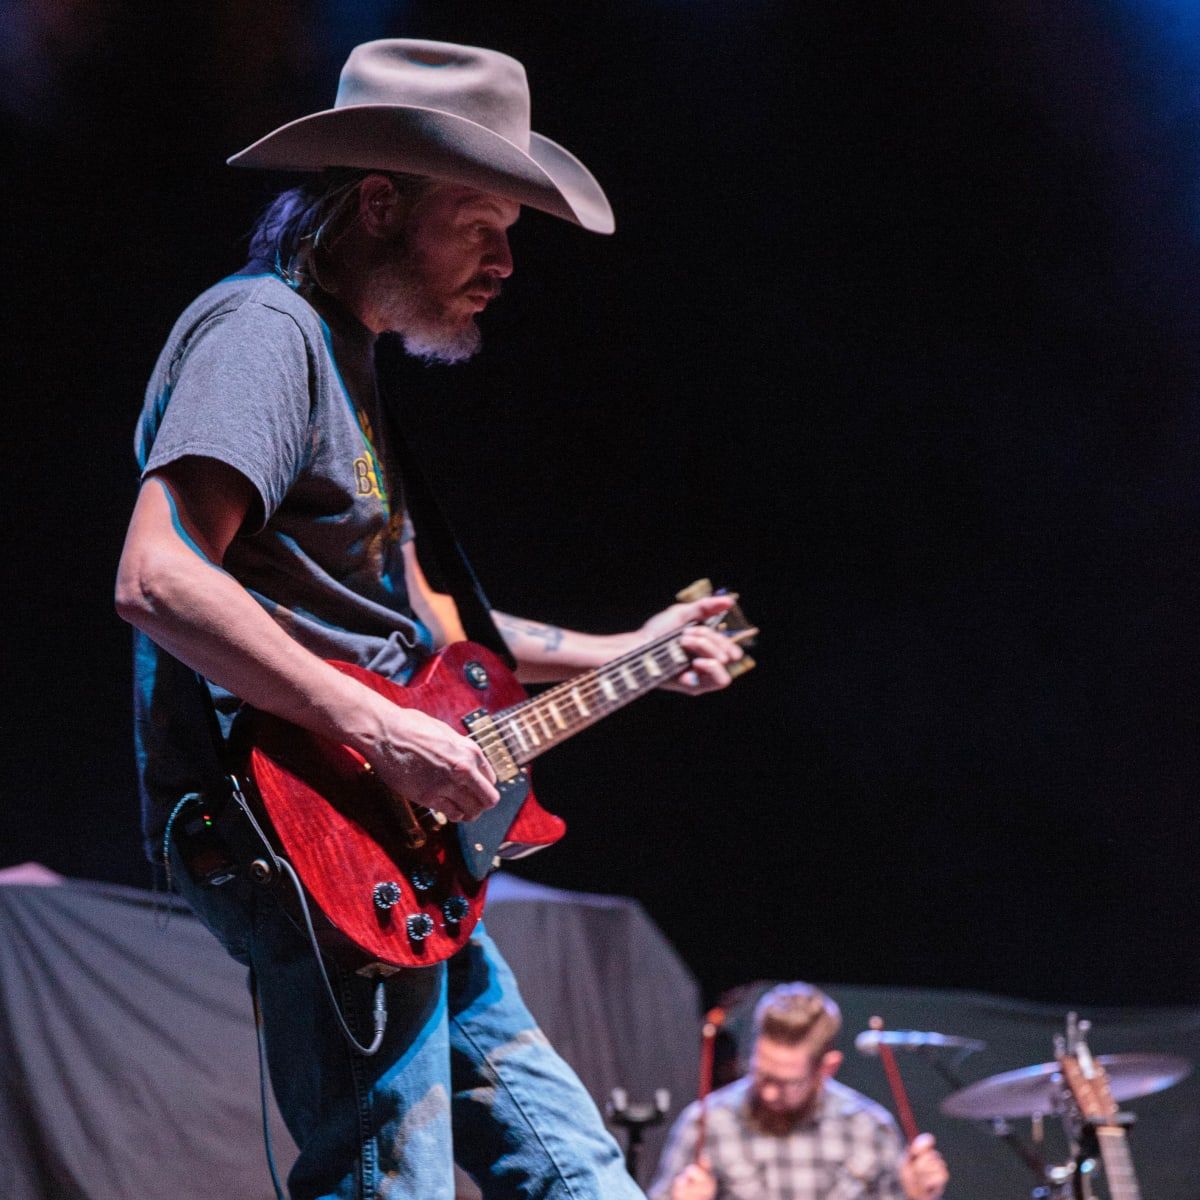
[468,745,498,786]
[688,657,733,691]
[908,1133,935,1155]
[688,595,736,620]
[434,786,497,822]
[434,771,500,821]
[679,628,744,664]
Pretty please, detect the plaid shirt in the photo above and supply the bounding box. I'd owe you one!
[648,1077,906,1200]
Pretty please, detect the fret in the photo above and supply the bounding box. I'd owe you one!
[496,631,697,768]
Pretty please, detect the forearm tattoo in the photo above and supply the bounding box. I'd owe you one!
[495,614,564,653]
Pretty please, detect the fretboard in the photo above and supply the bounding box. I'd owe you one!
[487,629,694,765]
[1097,1128,1142,1200]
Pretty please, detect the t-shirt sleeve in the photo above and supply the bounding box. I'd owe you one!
[141,300,313,528]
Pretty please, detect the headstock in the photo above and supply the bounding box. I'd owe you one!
[675,578,758,679]
[1056,1014,1121,1127]
[1055,1015,1142,1200]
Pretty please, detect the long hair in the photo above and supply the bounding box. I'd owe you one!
[247,168,434,288]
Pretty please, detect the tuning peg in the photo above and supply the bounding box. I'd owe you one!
[675,579,714,602]
[727,655,757,679]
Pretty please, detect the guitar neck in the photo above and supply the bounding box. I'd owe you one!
[489,629,694,765]
[1096,1128,1142,1200]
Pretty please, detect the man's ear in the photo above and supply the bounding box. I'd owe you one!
[819,1049,843,1081]
[358,174,404,237]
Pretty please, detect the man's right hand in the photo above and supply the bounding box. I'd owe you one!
[670,1159,717,1200]
[363,702,499,822]
[117,462,501,824]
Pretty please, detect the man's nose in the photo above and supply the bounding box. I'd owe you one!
[484,232,514,278]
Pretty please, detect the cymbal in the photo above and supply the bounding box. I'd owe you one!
[940,1054,1193,1119]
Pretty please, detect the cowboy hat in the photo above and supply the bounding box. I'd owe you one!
[227,39,614,234]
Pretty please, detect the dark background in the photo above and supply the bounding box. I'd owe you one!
[4,0,1200,1010]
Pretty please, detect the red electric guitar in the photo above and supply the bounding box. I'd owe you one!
[244,584,756,973]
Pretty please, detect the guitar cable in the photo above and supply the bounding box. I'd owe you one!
[184,666,391,1059]
[223,774,389,1058]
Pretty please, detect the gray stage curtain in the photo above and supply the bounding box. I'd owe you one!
[3,876,1198,1198]
[0,873,700,1200]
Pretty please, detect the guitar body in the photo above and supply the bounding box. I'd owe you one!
[246,642,566,971]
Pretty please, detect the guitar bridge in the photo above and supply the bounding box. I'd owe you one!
[463,710,521,783]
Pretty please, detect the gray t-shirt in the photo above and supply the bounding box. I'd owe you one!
[133,269,432,860]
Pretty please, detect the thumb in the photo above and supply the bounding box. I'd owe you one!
[908,1132,935,1155]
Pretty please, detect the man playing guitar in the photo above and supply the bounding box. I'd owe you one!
[116,38,743,1200]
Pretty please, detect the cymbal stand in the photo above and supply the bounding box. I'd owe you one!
[607,1087,671,1183]
[919,1048,1051,1189]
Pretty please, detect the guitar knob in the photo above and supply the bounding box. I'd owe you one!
[406,913,435,942]
[410,867,437,892]
[442,895,470,924]
[372,881,402,911]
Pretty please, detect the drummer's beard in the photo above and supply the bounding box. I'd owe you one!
[747,1087,821,1136]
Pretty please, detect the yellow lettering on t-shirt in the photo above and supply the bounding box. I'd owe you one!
[353,455,381,498]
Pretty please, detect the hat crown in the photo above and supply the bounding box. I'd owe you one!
[335,40,531,152]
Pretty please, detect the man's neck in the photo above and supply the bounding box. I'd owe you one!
[302,280,375,344]
[309,230,394,335]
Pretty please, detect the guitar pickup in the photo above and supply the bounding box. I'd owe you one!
[463,710,521,783]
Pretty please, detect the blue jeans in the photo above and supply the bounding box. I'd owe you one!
[172,851,643,1200]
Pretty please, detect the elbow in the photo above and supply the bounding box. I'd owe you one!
[114,546,173,632]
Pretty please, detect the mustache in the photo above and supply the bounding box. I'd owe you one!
[462,276,502,300]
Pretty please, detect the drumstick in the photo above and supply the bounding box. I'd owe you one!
[694,1006,726,1162]
[869,1015,920,1144]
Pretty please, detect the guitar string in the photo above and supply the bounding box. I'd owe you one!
[468,650,681,760]
[481,629,685,738]
[467,627,700,761]
[470,614,729,758]
[470,661,679,762]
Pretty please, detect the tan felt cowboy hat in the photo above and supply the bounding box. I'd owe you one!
[227,39,615,234]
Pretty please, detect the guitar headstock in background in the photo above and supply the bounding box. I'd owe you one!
[1056,1014,1143,1200]
[1057,1014,1121,1126]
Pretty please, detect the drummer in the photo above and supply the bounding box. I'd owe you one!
[649,981,949,1200]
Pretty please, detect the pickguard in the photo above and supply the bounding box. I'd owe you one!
[457,772,530,881]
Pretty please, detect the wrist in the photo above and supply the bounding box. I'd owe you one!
[314,669,391,760]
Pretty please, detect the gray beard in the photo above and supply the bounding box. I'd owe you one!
[369,255,483,366]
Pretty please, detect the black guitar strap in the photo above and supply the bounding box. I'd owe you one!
[374,344,515,669]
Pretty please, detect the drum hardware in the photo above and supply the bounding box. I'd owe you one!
[607,1086,671,1182]
[940,1012,1192,1199]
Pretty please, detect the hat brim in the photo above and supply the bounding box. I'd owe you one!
[227,104,614,235]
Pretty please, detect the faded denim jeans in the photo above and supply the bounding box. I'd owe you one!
[171,849,644,1200]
